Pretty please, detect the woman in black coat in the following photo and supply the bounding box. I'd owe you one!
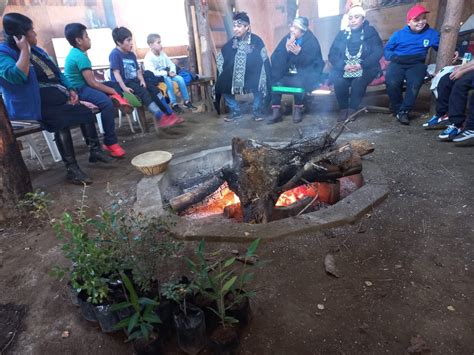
[268,17,324,124]
[328,6,383,121]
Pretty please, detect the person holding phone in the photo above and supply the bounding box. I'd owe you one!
[0,13,111,185]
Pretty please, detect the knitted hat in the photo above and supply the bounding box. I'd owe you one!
[293,17,309,32]
[406,4,429,23]
[348,6,366,18]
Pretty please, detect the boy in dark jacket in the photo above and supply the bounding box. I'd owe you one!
[384,4,439,125]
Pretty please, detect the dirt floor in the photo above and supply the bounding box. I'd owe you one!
[1,91,473,354]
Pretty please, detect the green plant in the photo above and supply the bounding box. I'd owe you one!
[97,207,182,294]
[186,238,262,327]
[53,210,119,304]
[18,190,52,222]
[161,281,192,315]
[112,272,161,342]
[53,191,120,304]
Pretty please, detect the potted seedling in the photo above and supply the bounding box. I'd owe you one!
[186,239,262,353]
[162,281,207,355]
[53,208,120,331]
[112,273,163,355]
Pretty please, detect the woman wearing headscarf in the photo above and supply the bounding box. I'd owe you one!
[214,12,271,122]
[329,6,383,121]
[268,17,324,124]
[0,13,110,185]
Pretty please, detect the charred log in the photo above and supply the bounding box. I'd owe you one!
[170,174,224,213]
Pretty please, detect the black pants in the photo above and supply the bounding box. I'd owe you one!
[332,68,379,110]
[272,75,306,106]
[386,61,427,113]
[436,71,474,128]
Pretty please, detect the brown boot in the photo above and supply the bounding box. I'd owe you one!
[293,105,304,123]
[267,105,282,125]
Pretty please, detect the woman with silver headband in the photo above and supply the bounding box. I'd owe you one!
[328,6,383,122]
[214,12,271,122]
[268,17,324,124]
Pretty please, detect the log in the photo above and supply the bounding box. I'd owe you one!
[0,98,32,221]
[221,136,365,223]
[170,175,224,213]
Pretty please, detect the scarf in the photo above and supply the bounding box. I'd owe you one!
[230,32,252,94]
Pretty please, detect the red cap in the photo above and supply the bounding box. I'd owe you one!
[406,4,430,23]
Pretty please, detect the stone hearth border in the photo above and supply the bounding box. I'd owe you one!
[133,146,389,242]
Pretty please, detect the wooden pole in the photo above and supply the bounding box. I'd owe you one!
[191,5,204,75]
[0,98,33,221]
[184,0,199,74]
[194,0,213,78]
[435,0,465,71]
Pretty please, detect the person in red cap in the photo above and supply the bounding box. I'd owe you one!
[384,4,439,125]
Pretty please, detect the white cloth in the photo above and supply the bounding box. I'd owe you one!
[143,51,176,77]
[430,65,457,99]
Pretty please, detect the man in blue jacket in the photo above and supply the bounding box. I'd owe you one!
[384,4,439,125]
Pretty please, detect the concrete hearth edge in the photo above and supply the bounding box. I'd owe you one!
[133,146,389,243]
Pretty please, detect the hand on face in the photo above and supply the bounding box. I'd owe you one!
[14,35,30,52]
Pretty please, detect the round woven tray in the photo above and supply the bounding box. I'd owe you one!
[131,151,173,176]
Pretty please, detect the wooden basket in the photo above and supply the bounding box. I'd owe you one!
[131,151,173,176]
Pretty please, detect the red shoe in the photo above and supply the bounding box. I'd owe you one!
[159,113,185,128]
[110,93,133,114]
[103,143,125,158]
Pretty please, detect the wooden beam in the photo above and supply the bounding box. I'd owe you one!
[436,0,465,71]
[193,0,214,77]
[0,98,32,221]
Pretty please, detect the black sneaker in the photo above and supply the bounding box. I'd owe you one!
[172,104,184,114]
[396,111,410,125]
[453,129,474,146]
[184,101,197,111]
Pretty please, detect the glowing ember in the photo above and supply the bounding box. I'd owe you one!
[182,182,240,218]
[275,183,318,207]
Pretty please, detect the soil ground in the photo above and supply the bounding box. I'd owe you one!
[1,91,473,354]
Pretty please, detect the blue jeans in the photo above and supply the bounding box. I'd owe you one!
[223,92,263,115]
[163,75,190,105]
[77,85,117,145]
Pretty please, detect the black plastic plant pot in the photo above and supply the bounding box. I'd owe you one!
[94,303,120,333]
[67,282,80,307]
[209,324,240,355]
[133,335,164,355]
[156,297,175,340]
[193,291,219,334]
[77,292,98,323]
[173,304,207,355]
[226,293,251,328]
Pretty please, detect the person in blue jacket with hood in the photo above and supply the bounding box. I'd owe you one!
[0,13,111,185]
[384,4,439,125]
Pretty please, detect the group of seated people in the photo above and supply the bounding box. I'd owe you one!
[0,13,197,185]
[214,5,474,143]
[0,4,472,186]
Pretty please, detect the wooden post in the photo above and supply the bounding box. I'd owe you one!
[0,99,33,221]
[184,0,199,74]
[435,0,465,71]
[194,0,214,78]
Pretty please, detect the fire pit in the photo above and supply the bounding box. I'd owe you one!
[133,144,389,242]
